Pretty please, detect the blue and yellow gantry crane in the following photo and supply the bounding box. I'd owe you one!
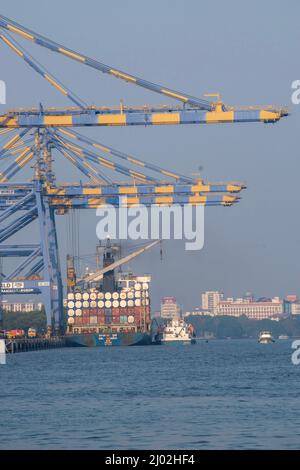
[0,15,287,334]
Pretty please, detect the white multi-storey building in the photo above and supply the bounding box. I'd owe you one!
[201,291,223,313]
[291,303,300,315]
[215,297,283,320]
[160,297,181,319]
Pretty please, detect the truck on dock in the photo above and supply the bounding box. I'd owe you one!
[6,329,25,339]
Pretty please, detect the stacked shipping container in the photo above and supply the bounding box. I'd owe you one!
[66,279,151,333]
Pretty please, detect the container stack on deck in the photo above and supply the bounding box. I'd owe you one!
[67,276,151,335]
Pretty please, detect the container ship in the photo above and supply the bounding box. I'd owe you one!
[65,239,161,347]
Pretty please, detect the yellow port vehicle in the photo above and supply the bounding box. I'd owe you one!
[27,328,37,338]
[6,329,25,339]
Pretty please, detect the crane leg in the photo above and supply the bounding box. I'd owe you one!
[36,188,64,335]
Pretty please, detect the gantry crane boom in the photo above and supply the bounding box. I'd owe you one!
[0,31,86,109]
[54,128,194,183]
[0,15,288,127]
[81,240,161,284]
[0,14,212,110]
[0,182,243,210]
[0,104,287,128]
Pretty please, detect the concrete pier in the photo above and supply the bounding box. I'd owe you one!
[5,336,66,353]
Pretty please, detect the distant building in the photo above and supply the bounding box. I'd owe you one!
[285,295,298,303]
[216,297,283,320]
[184,307,213,317]
[283,296,300,316]
[1,301,43,313]
[290,303,300,315]
[243,291,254,302]
[160,297,181,319]
[201,291,223,313]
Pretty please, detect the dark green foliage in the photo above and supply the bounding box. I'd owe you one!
[2,307,68,332]
[3,309,47,332]
[186,315,300,339]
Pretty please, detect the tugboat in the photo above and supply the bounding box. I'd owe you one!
[161,318,196,345]
[258,331,275,344]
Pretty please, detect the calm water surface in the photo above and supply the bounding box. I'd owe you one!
[0,339,299,449]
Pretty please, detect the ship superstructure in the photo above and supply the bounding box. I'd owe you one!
[161,318,196,345]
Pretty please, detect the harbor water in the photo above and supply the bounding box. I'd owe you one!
[0,339,300,449]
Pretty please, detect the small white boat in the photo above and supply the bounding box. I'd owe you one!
[258,331,275,344]
[278,335,289,340]
[161,318,196,345]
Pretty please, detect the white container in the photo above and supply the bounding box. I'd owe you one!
[68,317,74,325]
[128,315,134,324]
[105,292,112,300]
[113,300,119,308]
[134,283,141,291]
[142,282,149,290]
[120,292,127,300]
[67,301,75,309]
[135,290,141,298]
[128,300,134,307]
[68,309,75,317]
[83,301,89,308]
[83,292,89,301]
[67,293,74,300]
[97,292,104,299]
[98,300,105,308]
[120,300,127,308]
[135,299,141,307]
[112,292,119,299]
[105,300,112,308]
[127,291,134,299]
[75,309,82,316]
[75,301,82,309]
[75,292,82,300]
[90,301,97,308]
[90,293,97,300]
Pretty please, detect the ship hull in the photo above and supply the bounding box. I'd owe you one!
[258,339,275,344]
[65,331,155,347]
[161,338,196,345]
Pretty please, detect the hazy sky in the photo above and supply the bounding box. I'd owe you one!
[1,0,299,311]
